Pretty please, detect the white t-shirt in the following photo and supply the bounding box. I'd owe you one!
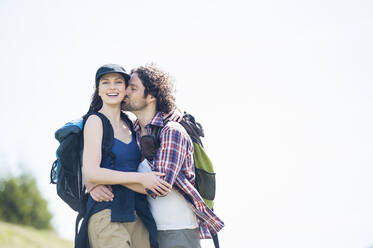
[148,189,198,230]
[138,159,198,230]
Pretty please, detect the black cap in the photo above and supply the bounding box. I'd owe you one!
[95,64,130,86]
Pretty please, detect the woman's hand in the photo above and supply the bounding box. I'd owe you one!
[163,107,183,122]
[89,184,114,202]
[140,172,171,196]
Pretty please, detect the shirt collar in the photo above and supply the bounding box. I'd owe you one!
[134,112,165,132]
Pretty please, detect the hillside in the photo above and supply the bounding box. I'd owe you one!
[0,221,73,248]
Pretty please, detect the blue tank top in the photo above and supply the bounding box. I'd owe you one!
[101,136,141,172]
[88,133,142,222]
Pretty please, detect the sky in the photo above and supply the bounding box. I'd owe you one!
[0,0,373,247]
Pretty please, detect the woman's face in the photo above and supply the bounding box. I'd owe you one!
[98,73,126,106]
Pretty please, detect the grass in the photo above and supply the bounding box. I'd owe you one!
[0,221,73,248]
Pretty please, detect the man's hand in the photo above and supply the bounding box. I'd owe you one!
[163,107,183,122]
[89,185,114,202]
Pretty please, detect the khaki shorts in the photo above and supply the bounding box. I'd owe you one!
[88,209,150,248]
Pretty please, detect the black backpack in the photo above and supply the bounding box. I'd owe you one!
[50,111,133,213]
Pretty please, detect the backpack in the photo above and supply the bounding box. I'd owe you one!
[50,111,133,213]
[151,113,216,209]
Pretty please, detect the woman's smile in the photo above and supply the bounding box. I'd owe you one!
[107,92,119,97]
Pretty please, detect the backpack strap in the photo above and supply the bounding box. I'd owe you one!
[82,111,135,168]
[83,111,115,167]
[151,125,163,144]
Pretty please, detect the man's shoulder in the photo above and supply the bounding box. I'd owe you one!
[161,121,190,140]
[163,120,184,132]
[158,121,194,153]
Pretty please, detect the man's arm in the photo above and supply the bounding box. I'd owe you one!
[149,122,191,197]
[89,181,169,202]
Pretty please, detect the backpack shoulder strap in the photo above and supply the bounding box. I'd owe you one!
[152,125,163,143]
[83,111,115,167]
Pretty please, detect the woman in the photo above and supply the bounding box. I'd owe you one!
[79,64,178,248]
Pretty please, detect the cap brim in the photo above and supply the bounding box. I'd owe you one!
[96,71,131,83]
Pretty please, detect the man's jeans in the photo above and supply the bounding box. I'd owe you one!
[158,228,201,248]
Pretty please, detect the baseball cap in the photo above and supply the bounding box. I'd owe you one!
[95,64,130,85]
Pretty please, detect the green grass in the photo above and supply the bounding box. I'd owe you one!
[0,221,73,248]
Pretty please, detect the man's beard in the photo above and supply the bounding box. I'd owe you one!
[121,101,130,111]
[121,99,147,112]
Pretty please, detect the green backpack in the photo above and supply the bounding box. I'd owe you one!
[150,113,216,209]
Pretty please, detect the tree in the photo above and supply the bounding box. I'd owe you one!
[0,173,52,229]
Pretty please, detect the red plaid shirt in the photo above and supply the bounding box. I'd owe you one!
[134,112,224,239]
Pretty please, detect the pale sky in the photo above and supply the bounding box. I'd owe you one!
[1,0,373,247]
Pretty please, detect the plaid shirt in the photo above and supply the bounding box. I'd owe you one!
[134,112,224,239]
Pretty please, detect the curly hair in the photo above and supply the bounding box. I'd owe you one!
[131,64,176,113]
[90,87,103,112]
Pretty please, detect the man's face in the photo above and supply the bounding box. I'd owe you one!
[123,73,149,112]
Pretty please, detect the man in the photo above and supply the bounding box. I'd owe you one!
[122,64,224,248]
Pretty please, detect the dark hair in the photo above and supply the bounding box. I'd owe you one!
[131,64,176,113]
[90,87,102,112]
[90,73,127,112]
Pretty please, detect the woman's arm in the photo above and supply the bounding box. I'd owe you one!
[121,183,147,194]
[82,115,171,195]
[90,181,168,202]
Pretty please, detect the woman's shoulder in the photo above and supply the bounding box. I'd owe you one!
[84,114,103,136]
[85,114,103,125]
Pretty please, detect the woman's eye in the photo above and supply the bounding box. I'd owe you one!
[101,81,108,84]
[115,81,124,84]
